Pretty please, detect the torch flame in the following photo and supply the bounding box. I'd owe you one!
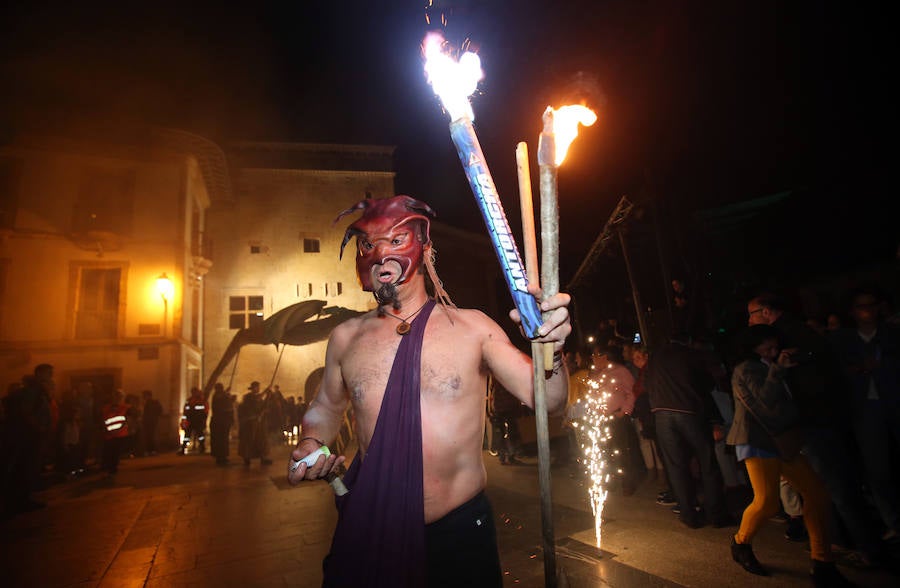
[423,32,483,122]
[547,105,597,165]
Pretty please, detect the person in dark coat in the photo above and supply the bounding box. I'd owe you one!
[2,364,54,516]
[209,383,235,466]
[830,286,900,544]
[643,333,729,528]
[141,390,162,456]
[749,291,889,564]
[238,381,271,466]
[487,377,523,465]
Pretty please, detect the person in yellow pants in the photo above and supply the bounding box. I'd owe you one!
[736,456,829,561]
[727,324,852,587]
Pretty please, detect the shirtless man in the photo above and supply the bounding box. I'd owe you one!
[287,195,571,587]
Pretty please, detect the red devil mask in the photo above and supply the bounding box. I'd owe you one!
[335,195,436,292]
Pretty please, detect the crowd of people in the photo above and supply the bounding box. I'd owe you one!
[0,368,172,517]
[2,191,896,587]
[2,284,896,585]
[562,281,900,584]
[0,365,309,518]
[183,380,308,467]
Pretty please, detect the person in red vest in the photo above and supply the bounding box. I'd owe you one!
[101,390,129,474]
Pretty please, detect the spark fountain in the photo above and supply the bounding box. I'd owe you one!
[571,368,615,548]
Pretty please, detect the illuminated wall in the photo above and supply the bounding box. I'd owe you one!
[0,134,503,449]
[0,133,215,447]
[202,143,392,400]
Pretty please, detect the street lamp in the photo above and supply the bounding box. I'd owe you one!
[156,272,174,336]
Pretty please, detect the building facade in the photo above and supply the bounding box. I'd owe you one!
[202,142,395,401]
[1,130,506,450]
[0,128,224,447]
[202,141,505,404]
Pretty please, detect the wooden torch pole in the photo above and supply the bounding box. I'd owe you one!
[517,140,558,588]
[537,106,561,588]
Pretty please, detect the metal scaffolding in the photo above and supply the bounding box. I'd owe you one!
[566,195,635,290]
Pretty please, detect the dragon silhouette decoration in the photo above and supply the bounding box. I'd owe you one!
[202,300,366,397]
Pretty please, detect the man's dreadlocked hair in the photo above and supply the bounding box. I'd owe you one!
[423,243,453,311]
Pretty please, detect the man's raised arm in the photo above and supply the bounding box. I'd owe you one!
[488,292,572,414]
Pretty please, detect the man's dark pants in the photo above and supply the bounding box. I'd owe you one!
[143,418,158,454]
[102,437,123,474]
[803,425,886,557]
[852,401,900,535]
[425,492,502,587]
[654,410,726,525]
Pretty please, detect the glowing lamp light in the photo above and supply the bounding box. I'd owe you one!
[156,272,174,301]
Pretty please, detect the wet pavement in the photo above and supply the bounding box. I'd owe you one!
[2,442,898,587]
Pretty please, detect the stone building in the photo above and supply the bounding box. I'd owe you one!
[0,128,224,446]
[1,129,506,450]
[202,141,503,403]
[202,142,394,400]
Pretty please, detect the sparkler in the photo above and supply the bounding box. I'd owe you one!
[572,370,613,548]
[423,32,543,339]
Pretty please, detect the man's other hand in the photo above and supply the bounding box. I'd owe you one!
[509,292,572,351]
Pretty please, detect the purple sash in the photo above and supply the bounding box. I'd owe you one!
[322,300,436,587]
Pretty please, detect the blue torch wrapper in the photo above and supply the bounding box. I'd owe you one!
[449,117,544,339]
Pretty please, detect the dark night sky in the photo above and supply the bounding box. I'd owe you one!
[2,1,894,319]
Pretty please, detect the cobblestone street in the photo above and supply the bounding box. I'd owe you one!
[2,442,897,587]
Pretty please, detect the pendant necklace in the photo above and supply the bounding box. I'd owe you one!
[383,300,429,335]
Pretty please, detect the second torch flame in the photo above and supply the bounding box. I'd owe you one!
[547,105,597,165]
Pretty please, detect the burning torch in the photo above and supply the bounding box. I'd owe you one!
[535,106,599,557]
[423,33,543,339]
[424,32,596,587]
[515,105,597,584]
